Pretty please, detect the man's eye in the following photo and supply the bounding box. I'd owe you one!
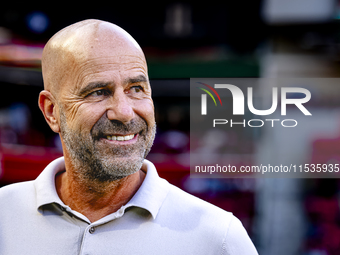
[90,89,108,97]
[130,86,143,93]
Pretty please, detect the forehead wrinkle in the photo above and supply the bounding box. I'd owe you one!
[76,54,147,71]
[73,56,147,90]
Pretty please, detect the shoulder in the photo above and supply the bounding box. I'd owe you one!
[222,214,258,254]
[159,182,258,254]
[166,183,231,219]
[0,181,36,207]
[160,182,234,235]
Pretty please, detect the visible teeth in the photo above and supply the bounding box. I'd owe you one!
[106,134,134,141]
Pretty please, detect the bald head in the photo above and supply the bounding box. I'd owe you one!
[41,19,146,97]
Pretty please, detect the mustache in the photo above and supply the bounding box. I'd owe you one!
[91,115,148,140]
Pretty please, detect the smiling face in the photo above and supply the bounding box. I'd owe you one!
[40,20,156,182]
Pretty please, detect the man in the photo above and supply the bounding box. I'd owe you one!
[0,19,258,254]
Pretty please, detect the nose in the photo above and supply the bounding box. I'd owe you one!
[106,90,134,124]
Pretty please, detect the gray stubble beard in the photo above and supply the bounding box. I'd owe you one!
[59,109,156,184]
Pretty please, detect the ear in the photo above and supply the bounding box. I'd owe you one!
[38,90,60,133]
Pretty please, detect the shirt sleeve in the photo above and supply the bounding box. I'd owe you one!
[222,216,259,255]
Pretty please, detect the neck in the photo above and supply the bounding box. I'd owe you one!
[55,160,145,223]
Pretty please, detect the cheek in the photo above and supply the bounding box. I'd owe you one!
[134,99,155,126]
[66,102,107,133]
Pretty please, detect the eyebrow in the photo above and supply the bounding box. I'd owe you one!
[79,75,149,96]
[78,82,111,97]
[124,75,148,85]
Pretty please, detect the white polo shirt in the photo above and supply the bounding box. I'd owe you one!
[0,157,258,254]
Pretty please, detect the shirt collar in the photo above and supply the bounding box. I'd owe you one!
[34,157,169,219]
[126,159,169,219]
[34,157,67,209]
